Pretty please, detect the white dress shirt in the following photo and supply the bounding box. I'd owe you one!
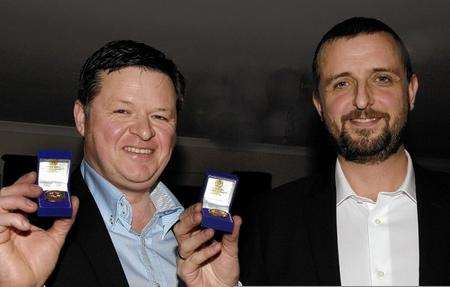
[336,151,419,286]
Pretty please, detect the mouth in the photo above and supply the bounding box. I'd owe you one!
[123,146,154,155]
[347,117,383,128]
[351,117,380,123]
[342,109,389,129]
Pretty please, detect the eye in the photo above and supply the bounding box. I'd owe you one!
[334,81,349,90]
[375,74,392,85]
[113,109,130,114]
[152,114,168,121]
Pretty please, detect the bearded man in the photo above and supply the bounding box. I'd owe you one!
[174,17,450,286]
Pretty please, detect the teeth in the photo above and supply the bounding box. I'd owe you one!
[124,146,153,154]
[353,118,377,123]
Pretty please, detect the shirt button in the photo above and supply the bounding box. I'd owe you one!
[377,270,385,278]
[374,218,383,225]
[109,215,114,225]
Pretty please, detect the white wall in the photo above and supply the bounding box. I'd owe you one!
[0,121,316,187]
[1,120,450,188]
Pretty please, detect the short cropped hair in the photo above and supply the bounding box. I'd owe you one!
[312,17,413,94]
[78,40,185,114]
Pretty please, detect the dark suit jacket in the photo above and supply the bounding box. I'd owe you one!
[37,169,130,287]
[240,164,450,285]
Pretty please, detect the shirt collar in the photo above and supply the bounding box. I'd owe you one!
[80,159,183,237]
[335,149,416,206]
[150,181,184,236]
[81,159,125,223]
[398,150,416,203]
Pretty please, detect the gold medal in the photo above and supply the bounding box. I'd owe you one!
[209,208,229,218]
[45,190,66,202]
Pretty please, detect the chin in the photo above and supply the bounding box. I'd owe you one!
[117,174,158,191]
[125,171,159,183]
[119,165,159,182]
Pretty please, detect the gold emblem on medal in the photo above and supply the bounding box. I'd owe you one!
[211,179,225,196]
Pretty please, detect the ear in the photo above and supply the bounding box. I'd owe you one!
[312,92,323,119]
[407,74,419,111]
[73,100,87,137]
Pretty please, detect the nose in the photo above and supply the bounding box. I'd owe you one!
[129,116,155,141]
[353,82,374,110]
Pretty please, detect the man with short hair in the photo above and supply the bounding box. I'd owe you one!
[0,40,187,286]
[174,17,450,286]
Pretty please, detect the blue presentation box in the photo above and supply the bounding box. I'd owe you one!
[200,171,238,234]
[37,150,72,218]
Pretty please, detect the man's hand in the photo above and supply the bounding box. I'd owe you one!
[174,203,242,287]
[0,172,79,287]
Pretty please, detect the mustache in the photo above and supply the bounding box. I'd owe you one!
[341,108,390,122]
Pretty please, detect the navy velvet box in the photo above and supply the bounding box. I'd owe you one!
[200,171,238,233]
[37,150,72,218]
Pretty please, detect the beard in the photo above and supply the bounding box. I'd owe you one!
[324,104,409,164]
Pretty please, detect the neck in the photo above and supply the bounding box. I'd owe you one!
[338,146,409,201]
[122,190,156,232]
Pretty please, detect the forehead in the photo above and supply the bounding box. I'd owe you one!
[318,32,403,78]
[95,66,176,106]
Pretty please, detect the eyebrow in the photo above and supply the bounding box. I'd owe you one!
[323,67,401,86]
[323,72,351,87]
[155,108,170,112]
[117,100,132,105]
[114,100,174,113]
[372,67,400,74]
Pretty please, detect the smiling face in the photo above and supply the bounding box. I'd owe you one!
[313,32,418,163]
[74,67,177,193]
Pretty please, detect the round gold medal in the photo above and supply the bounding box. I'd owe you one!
[45,190,66,202]
[209,208,229,218]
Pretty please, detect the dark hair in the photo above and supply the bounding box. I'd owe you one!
[78,40,185,114]
[312,17,413,94]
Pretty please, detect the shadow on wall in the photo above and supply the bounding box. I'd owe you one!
[179,68,326,144]
[180,74,252,141]
[179,68,336,171]
[262,68,319,146]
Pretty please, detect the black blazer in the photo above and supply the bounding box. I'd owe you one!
[40,169,129,287]
[239,164,450,285]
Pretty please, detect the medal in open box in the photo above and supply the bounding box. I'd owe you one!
[37,151,73,218]
[201,171,238,233]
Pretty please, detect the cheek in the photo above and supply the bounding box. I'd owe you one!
[323,94,353,122]
[157,126,176,152]
[164,128,176,148]
[375,89,408,118]
[92,118,129,148]
[384,95,405,109]
[106,121,127,140]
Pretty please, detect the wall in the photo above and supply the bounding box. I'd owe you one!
[2,120,450,188]
[0,120,317,188]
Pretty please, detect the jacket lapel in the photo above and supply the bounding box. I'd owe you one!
[302,170,341,285]
[415,165,450,285]
[70,169,129,287]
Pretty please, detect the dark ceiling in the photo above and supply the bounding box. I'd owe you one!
[0,0,449,157]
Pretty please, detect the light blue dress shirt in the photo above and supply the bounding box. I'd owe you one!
[80,160,184,287]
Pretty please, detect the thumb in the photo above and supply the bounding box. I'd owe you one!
[47,196,79,247]
[222,215,242,256]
